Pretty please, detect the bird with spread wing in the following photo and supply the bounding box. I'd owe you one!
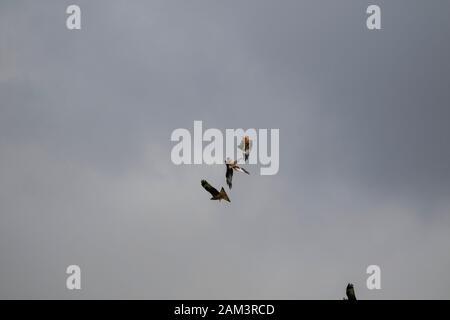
[225,158,250,189]
[201,180,230,202]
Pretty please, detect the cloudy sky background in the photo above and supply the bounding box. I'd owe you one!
[1,0,450,299]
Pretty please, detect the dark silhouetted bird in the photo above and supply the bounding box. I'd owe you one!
[346,283,357,300]
[238,136,252,162]
[201,180,230,202]
[225,158,250,189]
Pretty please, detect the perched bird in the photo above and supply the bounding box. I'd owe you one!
[225,158,250,189]
[346,283,357,301]
[201,180,230,202]
[238,136,252,162]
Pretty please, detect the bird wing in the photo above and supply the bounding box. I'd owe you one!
[234,166,250,175]
[239,137,252,151]
[226,166,233,189]
[346,287,356,300]
[238,139,245,151]
[201,180,219,197]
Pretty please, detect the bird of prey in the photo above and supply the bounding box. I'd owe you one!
[225,158,250,189]
[346,283,357,301]
[201,180,230,202]
[238,135,252,162]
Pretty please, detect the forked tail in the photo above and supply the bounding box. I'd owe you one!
[219,187,231,202]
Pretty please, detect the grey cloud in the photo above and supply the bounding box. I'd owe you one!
[0,0,449,299]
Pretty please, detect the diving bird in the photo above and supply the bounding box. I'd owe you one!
[346,283,357,301]
[238,135,252,162]
[201,180,230,202]
[225,158,250,189]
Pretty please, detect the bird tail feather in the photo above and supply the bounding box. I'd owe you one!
[219,188,231,202]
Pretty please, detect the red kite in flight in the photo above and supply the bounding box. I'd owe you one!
[238,135,252,162]
[201,180,230,202]
[225,159,250,189]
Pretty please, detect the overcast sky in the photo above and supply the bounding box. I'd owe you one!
[1,0,450,299]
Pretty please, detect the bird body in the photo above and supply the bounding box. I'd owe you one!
[346,283,357,301]
[238,136,252,162]
[201,180,230,202]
